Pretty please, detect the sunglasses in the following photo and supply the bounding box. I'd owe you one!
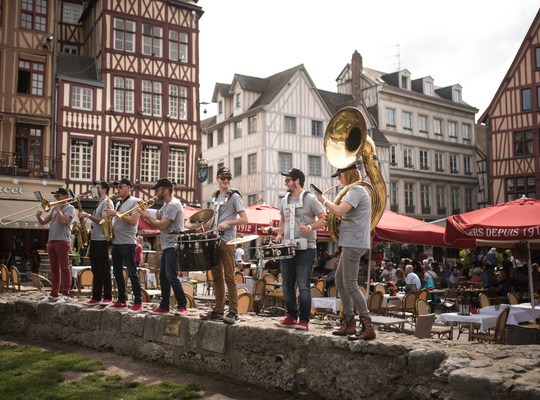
[219,176,232,181]
[284,178,292,183]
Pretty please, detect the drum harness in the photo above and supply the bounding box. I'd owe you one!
[211,189,242,245]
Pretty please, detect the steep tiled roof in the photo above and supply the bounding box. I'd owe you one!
[249,64,304,109]
[57,53,100,83]
[317,89,355,114]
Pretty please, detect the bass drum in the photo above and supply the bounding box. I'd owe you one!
[178,233,218,271]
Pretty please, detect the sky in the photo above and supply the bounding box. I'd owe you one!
[197,1,539,119]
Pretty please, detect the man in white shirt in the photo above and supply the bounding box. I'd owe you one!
[235,245,246,262]
[405,264,421,291]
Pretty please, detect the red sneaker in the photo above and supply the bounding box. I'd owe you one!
[84,299,101,306]
[176,308,188,316]
[295,320,309,331]
[275,313,297,328]
[129,304,143,313]
[108,301,127,309]
[99,299,112,306]
[150,307,170,315]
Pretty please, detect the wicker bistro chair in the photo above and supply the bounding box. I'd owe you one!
[31,273,52,290]
[387,291,417,321]
[252,279,267,314]
[470,306,510,344]
[478,292,491,309]
[237,292,253,314]
[181,281,194,298]
[1,264,10,292]
[415,298,453,339]
[77,268,93,297]
[367,291,384,315]
[327,285,338,298]
[507,292,519,305]
[10,266,38,292]
[314,279,326,295]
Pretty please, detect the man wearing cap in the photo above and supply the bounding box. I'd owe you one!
[103,178,143,312]
[275,168,326,331]
[200,166,248,324]
[140,178,188,315]
[37,188,76,303]
[78,181,114,306]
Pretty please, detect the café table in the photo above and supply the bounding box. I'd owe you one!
[312,297,341,314]
[370,315,407,332]
[436,312,498,340]
[512,303,540,319]
[478,304,533,325]
[382,293,405,308]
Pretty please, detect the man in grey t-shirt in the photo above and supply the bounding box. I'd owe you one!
[140,178,188,315]
[37,187,75,303]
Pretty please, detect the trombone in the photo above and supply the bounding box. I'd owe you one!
[0,196,85,226]
[115,196,157,219]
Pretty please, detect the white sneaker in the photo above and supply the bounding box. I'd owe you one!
[56,296,70,304]
[40,295,59,303]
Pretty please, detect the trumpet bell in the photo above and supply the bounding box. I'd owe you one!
[324,106,368,169]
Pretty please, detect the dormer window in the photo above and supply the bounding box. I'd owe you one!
[235,93,241,108]
[452,86,462,103]
[424,80,433,96]
[218,100,223,114]
[401,75,409,90]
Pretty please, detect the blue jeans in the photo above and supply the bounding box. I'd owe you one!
[280,248,316,322]
[111,243,142,304]
[159,248,187,310]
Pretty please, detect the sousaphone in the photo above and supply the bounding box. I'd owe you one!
[324,106,387,242]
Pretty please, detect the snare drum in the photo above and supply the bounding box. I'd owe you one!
[177,233,218,271]
[260,244,295,260]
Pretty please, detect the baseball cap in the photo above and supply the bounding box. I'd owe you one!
[151,178,173,190]
[331,163,358,178]
[280,168,305,184]
[217,166,232,177]
[93,180,110,190]
[51,188,69,196]
[113,178,132,187]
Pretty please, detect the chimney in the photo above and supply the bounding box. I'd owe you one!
[351,50,363,100]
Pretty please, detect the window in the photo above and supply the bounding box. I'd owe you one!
[402,111,412,131]
[536,47,540,69]
[142,80,162,116]
[169,30,188,62]
[522,88,532,111]
[448,121,457,142]
[62,45,78,55]
[385,108,396,127]
[465,188,473,211]
[450,154,458,174]
[21,0,47,31]
[71,87,92,110]
[284,116,296,134]
[113,77,134,113]
[537,87,540,109]
[424,80,433,96]
[514,130,534,156]
[141,144,160,182]
[206,131,213,149]
[15,124,42,171]
[218,100,223,115]
[113,18,135,52]
[390,182,398,211]
[308,155,321,177]
[234,121,242,138]
[207,166,213,183]
[110,142,132,181]
[435,152,444,172]
[462,124,471,142]
[312,120,323,137]
[217,128,224,144]
[142,24,162,57]
[401,75,409,89]
[404,183,414,213]
[390,145,397,166]
[452,87,462,103]
[434,118,442,137]
[278,152,292,173]
[451,187,460,213]
[69,139,92,180]
[235,93,241,108]
[506,175,536,200]
[62,2,81,24]
[17,59,44,96]
[404,147,413,168]
[234,156,242,176]
[168,147,186,185]
[418,115,428,134]
[248,194,258,206]
[419,149,429,170]
[436,186,446,214]
[248,153,257,174]
[169,84,187,120]
[464,156,472,175]
[248,116,257,134]
[421,184,431,213]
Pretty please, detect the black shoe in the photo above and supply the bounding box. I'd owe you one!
[223,312,238,325]
[200,311,224,321]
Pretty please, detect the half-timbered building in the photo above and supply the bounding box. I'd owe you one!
[479,9,540,204]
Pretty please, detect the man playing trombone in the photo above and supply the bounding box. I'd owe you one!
[78,181,114,307]
[139,178,188,315]
[37,188,76,303]
[103,178,143,313]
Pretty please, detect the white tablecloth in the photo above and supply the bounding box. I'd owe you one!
[382,293,405,307]
[512,303,540,319]
[478,305,533,325]
[312,297,341,313]
[436,312,498,332]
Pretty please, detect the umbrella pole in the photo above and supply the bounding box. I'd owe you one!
[527,241,536,322]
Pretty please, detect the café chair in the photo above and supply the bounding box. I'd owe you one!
[374,283,386,294]
[181,281,194,298]
[403,313,435,339]
[367,291,384,315]
[237,287,249,295]
[327,285,338,298]
[470,306,510,344]
[137,268,148,290]
[237,292,253,314]
[263,273,277,293]
[1,264,10,292]
[31,273,52,290]
[359,285,367,298]
[507,292,519,305]
[417,289,429,303]
[10,266,38,292]
[415,298,453,339]
[252,279,267,314]
[441,288,460,313]
[505,324,538,345]
[387,291,416,321]
[141,287,151,303]
[77,268,93,297]
[478,293,491,308]
[314,279,326,295]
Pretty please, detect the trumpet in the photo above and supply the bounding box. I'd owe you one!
[116,197,157,219]
[0,196,82,226]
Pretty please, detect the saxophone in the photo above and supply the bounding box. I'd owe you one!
[324,107,387,242]
[101,194,114,241]
[73,195,90,250]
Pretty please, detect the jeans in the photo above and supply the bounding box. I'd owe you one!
[111,243,142,304]
[335,247,369,318]
[89,240,112,301]
[47,240,71,297]
[280,248,316,322]
[212,242,237,314]
[159,248,187,310]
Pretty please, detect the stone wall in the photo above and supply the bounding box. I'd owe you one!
[1,296,539,400]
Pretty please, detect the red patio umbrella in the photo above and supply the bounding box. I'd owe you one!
[237,205,280,235]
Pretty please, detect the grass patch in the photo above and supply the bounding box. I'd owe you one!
[0,344,202,400]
